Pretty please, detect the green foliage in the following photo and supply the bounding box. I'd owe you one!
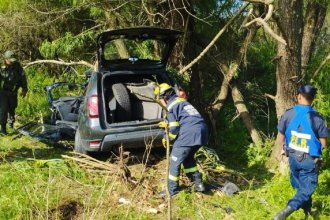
[16,68,54,124]
[15,67,86,125]
[246,138,274,168]
[39,31,96,60]
[90,6,103,18]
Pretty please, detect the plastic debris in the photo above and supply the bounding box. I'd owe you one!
[221,181,240,196]
[118,197,131,205]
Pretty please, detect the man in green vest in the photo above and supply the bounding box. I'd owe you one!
[0,51,28,135]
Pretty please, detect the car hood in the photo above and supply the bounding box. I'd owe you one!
[97,27,182,71]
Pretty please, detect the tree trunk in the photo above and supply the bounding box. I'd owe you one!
[275,0,304,119]
[211,63,237,118]
[231,85,263,145]
[270,0,304,168]
[301,0,328,79]
[102,3,129,58]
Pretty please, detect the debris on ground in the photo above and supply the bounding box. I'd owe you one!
[49,200,82,220]
[62,151,131,181]
[118,197,131,205]
[17,122,75,143]
[221,181,240,195]
[195,146,249,191]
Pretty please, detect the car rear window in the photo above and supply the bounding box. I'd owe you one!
[103,38,166,62]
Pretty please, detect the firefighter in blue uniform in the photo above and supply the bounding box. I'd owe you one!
[273,85,328,220]
[154,83,208,196]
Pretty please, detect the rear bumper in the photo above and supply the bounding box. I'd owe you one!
[100,128,163,151]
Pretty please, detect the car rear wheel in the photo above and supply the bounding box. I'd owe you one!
[112,83,132,122]
[74,130,87,154]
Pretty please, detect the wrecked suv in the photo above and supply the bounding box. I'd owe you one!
[74,27,183,154]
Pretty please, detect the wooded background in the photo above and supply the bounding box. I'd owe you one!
[0,0,329,169]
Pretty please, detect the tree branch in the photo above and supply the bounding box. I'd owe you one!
[244,4,287,45]
[178,3,249,74]
[24,59,95,69]
[311,50,330,81]
[264,93,276,100]
[244,0,274,4]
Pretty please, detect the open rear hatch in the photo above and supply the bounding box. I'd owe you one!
[97,27,182,71]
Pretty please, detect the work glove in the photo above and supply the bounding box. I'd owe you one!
[162,138,167,148]
[158,121,168,128]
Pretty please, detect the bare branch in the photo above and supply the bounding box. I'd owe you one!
[264,93,276,100]
[180,0,212,26]
[311,50,330,81]
[244,0,274,4]
[24,59,95,69]
[244,4,287,45]
[178,3,250,74]
[141,0,167,22]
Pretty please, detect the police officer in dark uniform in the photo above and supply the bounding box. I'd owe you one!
[154,83,208,196]
[273,85,328,220]
[0,51,28,135]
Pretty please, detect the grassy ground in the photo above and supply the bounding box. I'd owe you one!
[0,133,330,220]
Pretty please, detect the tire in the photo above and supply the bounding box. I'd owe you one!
[74,129,87,154]
[111,83,132,122]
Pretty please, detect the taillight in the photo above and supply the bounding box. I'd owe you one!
[89,140,101,148]
[88,95,99,118]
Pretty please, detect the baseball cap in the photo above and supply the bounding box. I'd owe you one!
[298,85,317,99]
[3,51,17,62]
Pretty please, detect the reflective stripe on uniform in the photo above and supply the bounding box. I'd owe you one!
[169,174,179,181]
[167,98,186,111]
[184,166,198,174]
[169,132,177,139]
[169,121,179,127]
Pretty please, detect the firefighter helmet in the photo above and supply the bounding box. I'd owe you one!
[154,83,172,97]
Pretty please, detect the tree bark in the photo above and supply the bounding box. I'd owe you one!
[274,0,304,119]
[231,85,263,145]
[301,0,328,79]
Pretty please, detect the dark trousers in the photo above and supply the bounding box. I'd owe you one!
[287,152,318,211]
[168,145,201,195]
[0,91,18,125]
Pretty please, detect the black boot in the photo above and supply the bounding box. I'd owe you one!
[304,209,318,220]
[1,124,7,135]
[273,206,294,220]
[193,172,205,192]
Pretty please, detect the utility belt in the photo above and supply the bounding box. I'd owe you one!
[287,148,323,171]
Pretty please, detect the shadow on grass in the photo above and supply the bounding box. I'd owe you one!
[2,132,73,162]
[216,147,275,190]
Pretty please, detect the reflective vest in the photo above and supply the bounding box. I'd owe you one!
[165,95,208,147]
[285,105,322,156]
